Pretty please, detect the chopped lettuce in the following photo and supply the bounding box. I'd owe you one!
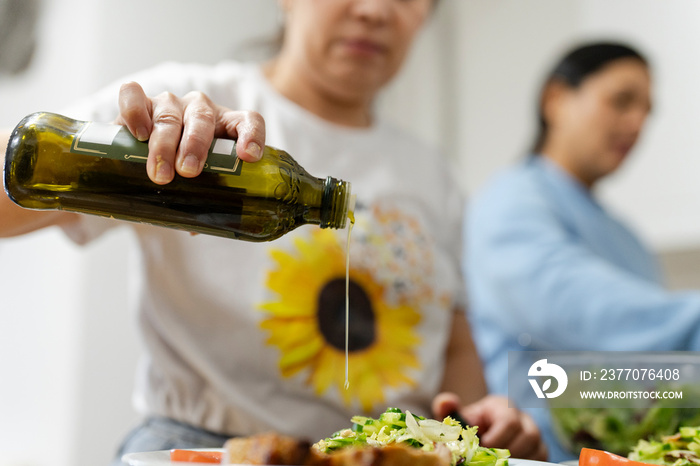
[314,407,510,466]
[629,426,700,466]
[551,404,700,456]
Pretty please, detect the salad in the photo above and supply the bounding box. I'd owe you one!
[313,407,510,466]
[551,404,700,455]
[628,426,700,466]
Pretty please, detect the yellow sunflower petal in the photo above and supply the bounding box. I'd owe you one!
[279,335,324,370]
[309,347,342,395]
[258,300,317,318]
[260,318,318,349]
[259,225,425,411]
[355,370,385,413]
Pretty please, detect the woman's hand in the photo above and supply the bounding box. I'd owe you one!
[432,393,548,461]
[116,81,266,185]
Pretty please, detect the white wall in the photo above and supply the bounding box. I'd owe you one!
[3,2,700,466]
[0,230,83,466]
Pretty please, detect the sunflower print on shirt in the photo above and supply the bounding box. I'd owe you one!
[258,202,437,412]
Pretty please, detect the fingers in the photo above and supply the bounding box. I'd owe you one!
[463,395,548,461]
[504,413,548,461]
[117,82,153,142]
[435,393,549,461]
[114,83,267,185]
[463,396,513,445]
[147,91,185,184]
[532,438,549,462]
[217,109,266,162]
[431,392,462,420]
[177,92,217,177]
[478,411,521,452]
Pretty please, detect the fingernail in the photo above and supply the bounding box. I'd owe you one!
[154,157,172,184]
[136,127,149,142]
[245,142,262,161]
[180,154,201,177]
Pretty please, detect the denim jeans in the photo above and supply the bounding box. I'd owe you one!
[112,417,231,466]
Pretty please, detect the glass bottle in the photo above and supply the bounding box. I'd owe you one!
[4,112,353,242]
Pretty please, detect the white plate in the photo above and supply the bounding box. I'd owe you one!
[511,460,563,466]
[122,448,226,466]
[122,450,561,466]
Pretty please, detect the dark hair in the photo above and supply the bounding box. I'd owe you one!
[531,42,649,153]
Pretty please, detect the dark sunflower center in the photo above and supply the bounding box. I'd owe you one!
[317,278,376,352]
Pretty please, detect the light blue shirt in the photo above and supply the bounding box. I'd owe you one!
[465,156,700,461]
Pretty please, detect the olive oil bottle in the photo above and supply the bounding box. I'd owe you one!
[4,112,353,241]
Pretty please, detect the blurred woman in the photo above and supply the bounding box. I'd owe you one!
[466,42,700,461]
[0,0,545,463]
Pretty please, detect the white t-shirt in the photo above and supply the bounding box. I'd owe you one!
[63,62,466,440]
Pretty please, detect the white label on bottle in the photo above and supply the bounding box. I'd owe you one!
[79,122,122,146]
[212,138,235,156]
[71,122,243,175]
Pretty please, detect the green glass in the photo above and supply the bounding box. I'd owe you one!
[4,112,352,242]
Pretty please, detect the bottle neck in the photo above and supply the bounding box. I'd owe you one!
[318,176,352,229]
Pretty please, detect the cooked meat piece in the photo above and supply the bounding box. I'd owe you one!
[224,432,311,465]
[225,432,453,466]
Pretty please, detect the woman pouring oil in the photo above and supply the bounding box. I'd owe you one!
[0,0,545,463]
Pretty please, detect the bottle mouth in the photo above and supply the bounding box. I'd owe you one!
[320,176,352,229]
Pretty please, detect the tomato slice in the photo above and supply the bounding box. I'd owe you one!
[170,449,223,463]
[579,448,654,466]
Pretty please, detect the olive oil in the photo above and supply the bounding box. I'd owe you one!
[4,112,352,241]
[344,210,355,390]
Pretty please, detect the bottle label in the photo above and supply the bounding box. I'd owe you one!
[70,121,242,175]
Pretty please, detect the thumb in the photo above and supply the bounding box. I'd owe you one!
[217,109,266,163]
[432,392,462,420]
